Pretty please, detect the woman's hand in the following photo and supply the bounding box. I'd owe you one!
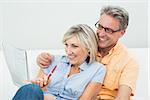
[31,76,48,88]
[31,69,51,91]
[36,52,52,68]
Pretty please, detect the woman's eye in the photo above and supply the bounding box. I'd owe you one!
[72,44,78,48]
[64,43,68,47]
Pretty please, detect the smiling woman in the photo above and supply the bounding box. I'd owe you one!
[12,24,106,100]
[63,24,98,64]
[64,36,89,67]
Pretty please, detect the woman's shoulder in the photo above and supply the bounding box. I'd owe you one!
[91,61,104,67]
[89,61,106,71]
[88,61,106,83]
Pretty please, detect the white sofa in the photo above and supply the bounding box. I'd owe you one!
[0,48,149,100]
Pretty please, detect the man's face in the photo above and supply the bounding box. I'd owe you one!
[96,14,124,49]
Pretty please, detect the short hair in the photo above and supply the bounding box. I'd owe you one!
[100,5,129,30]
[63,24,98,64]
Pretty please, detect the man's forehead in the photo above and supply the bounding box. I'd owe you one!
[99,14,120,29]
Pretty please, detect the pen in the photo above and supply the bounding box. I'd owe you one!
[47,65,57,80]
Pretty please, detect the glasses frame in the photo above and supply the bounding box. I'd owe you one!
[95,21,121,34]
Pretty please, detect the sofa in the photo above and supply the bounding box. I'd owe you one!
[0,48,149,100]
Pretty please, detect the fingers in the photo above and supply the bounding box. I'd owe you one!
[38,60,49,68]
[31,78,45,88]
[36,52,52,68]
[31,75,51,88]
[43,74,51,86]
[42,53,51,60]
[43,74,48,86]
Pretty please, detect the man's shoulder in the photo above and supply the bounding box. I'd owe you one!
[114,42,130,55]
[114,42,138,62]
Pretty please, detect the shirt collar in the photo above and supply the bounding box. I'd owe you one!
[79,62,89,71]
[96,42,121,65]
[60,56,70,64]
[60,56,89,71]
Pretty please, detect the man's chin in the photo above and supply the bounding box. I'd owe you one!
[98,43,107,49]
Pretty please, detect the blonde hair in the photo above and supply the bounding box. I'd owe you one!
[63,24,98,64]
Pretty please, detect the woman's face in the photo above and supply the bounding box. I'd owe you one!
[65,36,88,66]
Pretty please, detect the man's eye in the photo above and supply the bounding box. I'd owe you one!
[98,24,103,29]
[105,28,113,33]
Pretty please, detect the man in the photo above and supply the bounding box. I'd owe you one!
[36,6,139,100]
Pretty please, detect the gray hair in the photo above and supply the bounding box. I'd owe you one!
[63,24,98,64]
[100,5,129,30]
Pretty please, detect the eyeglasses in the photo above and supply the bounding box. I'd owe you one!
[95,22,121,34]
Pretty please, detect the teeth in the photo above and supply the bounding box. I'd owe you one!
[68,56,75,59]
[100,38,106,41]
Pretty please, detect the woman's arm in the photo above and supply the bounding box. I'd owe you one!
[79,82,102,100]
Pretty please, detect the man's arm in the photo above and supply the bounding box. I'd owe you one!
[115,85,132,100]
[115,57,139,100]
[36,52,52,68]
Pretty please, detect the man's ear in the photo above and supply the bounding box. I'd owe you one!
[119,30,126,38]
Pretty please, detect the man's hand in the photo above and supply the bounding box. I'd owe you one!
[36,52,52,68]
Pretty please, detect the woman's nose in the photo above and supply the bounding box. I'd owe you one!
[66,47,73,55]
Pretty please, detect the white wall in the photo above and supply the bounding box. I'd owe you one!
[0,3,3,49]
[0,1,148,49]
[148,2,150,48]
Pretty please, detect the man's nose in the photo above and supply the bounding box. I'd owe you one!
[97,29,106,37]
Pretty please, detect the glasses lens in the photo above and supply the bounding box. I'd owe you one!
[95,22,103,30]
[96,23,113,33]
[97,24,103,30]
[95,22,120,34]
[105,28,113,33]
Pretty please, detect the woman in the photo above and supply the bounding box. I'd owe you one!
[13,24,106,100]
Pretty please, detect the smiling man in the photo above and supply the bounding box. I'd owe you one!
[94,6,139,100]
[37,6,139,100]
